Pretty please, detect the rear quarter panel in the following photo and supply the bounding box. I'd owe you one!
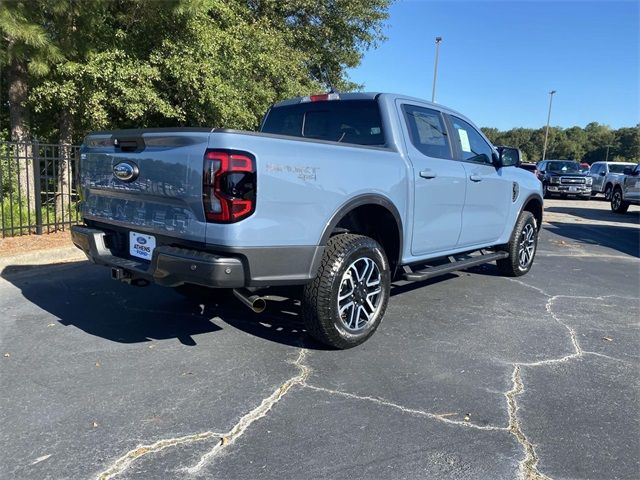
[204,131,409,248]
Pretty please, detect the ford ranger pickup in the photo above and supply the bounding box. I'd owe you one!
[71,92,543,349]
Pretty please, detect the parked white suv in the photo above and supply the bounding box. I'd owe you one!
[589,162,632,200]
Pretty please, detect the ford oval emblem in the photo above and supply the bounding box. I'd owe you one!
[113,161,139,182]
[136,236,147,245]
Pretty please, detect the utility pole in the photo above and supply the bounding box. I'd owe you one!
[542,90,556,161]
[605,144,613,162]
[431,37,443,102]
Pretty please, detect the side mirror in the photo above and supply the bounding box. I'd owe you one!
[497,146,520,167]
[491,152,502,168]
[623,167,633,175]
[599,172,606,176]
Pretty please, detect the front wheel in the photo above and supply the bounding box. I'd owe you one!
[610,188,630,213]
[497,211,538,277]
[604,184,613,201]
[302,234,391,349]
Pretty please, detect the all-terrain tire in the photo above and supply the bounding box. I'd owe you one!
[604,183,613,201]
[496,211,538,277]
[610,187,630,214]
[302,234,391,349]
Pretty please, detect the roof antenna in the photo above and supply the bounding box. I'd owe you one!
[319,65,335,93]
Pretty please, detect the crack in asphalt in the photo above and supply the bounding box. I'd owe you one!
[96,432,221,480]
[501,280,636,479]
[184,349,310,474]
[94,277,634,480]
[95,349,310,479]
[505,365,551,480]
[303,383,507,431]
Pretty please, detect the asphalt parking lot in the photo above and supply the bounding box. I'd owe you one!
[1,198,638,480]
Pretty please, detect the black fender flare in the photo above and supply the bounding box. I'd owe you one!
[318,194,404,266]
[519,193,544,227]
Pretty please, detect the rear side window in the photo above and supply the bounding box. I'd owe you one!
[608,164,628,174]
[261,100,385,146]
[402,105,452,159]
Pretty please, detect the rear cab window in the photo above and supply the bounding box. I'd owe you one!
[261,99,385,146]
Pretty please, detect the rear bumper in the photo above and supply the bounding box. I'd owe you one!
[71,225,323,288]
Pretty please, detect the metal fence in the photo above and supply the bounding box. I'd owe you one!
[1,141,81,238]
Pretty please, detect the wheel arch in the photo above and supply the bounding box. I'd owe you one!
[520,194,543,228]
[319,195,403,273]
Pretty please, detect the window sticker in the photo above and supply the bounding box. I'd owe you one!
[458,128,472,152]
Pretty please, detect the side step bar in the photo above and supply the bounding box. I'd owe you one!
[402,251,509,282]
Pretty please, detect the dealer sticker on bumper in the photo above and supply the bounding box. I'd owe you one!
[129,232,156,261]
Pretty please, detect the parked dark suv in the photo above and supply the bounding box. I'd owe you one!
[536,160,592,199]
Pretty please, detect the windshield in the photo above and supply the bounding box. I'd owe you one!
[608,164,629,173]
[546,161,581,173]
[261,100,385,146]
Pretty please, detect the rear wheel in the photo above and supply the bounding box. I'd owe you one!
[497,211,538,277]
[302,234,390,349]
[610,187,630,213]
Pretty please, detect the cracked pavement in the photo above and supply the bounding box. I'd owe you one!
[0,199,638,479]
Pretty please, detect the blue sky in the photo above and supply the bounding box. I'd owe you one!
[348,0,639,130]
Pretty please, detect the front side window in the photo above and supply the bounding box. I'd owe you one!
[451,116,494,164]
[402,105,452,159]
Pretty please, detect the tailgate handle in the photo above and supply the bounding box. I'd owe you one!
[113,136,145,152]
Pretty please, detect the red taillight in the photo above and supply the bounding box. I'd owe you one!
[301,92,340,102]
[203,150,256,223]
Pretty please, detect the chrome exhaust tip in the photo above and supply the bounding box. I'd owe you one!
[233,288,267,314]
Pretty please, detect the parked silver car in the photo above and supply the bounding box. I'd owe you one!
[589,161,633,200]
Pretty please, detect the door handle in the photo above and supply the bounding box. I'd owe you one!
[469,174,482,182]
[419,170,437,179]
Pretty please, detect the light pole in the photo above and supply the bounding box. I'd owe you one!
[431,36,443,103]
[605,144,613,162]
[542,90,556,161]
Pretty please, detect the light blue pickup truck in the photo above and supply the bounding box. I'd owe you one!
[71,92,543,348]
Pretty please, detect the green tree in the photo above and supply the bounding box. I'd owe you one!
[1,0,64,210]
[24,0,391,143]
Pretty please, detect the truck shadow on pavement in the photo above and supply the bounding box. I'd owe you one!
[0,262,329,350]
[545,205,640,225]
[1,262,457,351]
[545,221,640,257]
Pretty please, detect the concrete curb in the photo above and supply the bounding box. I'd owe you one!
[0,246,87,270]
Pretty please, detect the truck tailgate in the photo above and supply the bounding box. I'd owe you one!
[80,129,212,243]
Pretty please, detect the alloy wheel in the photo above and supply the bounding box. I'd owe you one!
[612,191,622,210]
[338,257,383,332]
[518,223,536,269]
